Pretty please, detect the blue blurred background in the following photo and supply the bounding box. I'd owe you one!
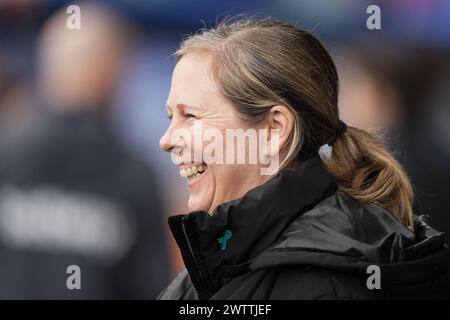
[0,0,449,298]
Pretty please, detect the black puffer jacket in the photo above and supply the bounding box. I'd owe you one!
[159,156,450,300]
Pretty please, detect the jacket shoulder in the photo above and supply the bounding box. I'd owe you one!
[267,265,384,300]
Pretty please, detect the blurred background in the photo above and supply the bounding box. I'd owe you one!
[0,0,449,299]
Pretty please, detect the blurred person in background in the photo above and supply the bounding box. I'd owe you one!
[0,3,170,299]
[338,41,450,245]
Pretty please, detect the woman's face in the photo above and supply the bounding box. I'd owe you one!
[160,52,270,213]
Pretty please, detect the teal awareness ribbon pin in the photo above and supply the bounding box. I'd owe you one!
[217,230,233,251]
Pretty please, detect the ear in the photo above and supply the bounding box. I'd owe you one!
[263,105,294,157]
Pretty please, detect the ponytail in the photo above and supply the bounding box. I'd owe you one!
[322,126,414,230]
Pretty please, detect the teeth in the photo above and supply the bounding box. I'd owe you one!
[179,164,206,179]
[188,173,199,180]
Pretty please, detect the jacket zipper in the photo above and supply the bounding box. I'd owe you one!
[181,215,205,279]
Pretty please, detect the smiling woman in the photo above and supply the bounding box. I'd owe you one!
[161,51,273,212]
[158,18,450,300]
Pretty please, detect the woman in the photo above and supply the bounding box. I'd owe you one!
[158,18,450,299]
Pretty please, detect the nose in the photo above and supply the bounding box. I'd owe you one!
[159,127,174,152]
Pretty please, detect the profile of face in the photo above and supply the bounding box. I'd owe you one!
[160,52,292,213]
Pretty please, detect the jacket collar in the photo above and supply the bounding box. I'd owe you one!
[168,155,337,299]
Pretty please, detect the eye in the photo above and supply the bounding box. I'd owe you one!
[167,113,173,120]
[183,112,196,119]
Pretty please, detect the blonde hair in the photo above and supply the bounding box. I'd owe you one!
[175,18,414,229]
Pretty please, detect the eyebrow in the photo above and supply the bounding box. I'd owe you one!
[165,103,202,113]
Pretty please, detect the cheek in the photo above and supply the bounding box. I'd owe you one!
[211,164,246,188]
[177,125,203,163]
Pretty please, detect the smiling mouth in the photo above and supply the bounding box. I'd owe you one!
[179,163,207,182]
